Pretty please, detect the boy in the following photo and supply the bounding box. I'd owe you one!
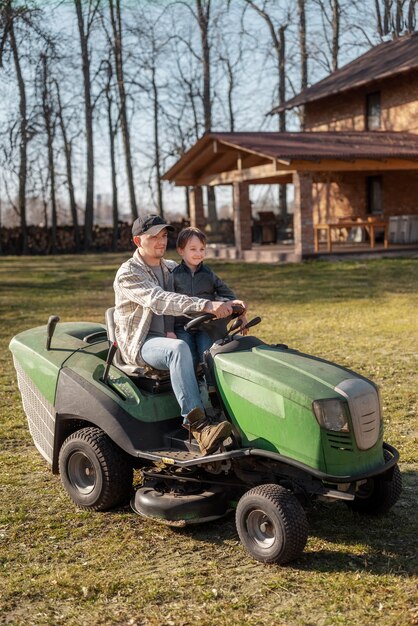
[172,226,247,368]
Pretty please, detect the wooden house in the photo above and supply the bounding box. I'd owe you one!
[163,33,418,260]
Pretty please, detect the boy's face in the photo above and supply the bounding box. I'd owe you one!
[178,235,206,270]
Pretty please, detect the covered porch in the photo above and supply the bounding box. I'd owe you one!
[203,240,418,263]
[162,131,418,262]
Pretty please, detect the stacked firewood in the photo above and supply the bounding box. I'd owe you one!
[0,221,190,254]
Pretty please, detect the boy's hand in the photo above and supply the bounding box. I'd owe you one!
[166,332,177,339]
[231,299,247,314]
[238,314,249,335]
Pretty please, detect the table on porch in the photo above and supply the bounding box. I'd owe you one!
[314,218,389,253]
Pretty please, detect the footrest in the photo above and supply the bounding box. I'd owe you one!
[136,447,248,467]
[148,449,202,463]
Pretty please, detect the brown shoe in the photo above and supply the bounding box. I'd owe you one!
[184,407,232,455]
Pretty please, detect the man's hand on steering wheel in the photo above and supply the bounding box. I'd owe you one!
[204,299,247,319]
[186,300,249,333]
[205,300,232,319]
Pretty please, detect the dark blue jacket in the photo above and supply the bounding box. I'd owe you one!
[173,261,235,329]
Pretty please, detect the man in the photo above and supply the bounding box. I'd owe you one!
[113,214,245,455]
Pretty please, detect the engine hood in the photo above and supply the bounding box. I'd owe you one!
[213,344,369,409]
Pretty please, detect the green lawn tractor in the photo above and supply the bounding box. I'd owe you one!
[9,308,401,565]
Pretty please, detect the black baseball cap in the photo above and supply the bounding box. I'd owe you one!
[132,214,174,237]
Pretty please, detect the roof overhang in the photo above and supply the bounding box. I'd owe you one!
[162,131,418,187]
[270,32,418,114]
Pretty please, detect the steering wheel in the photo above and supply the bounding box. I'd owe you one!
[184,303,245,332]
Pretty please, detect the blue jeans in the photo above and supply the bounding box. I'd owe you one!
[141,336,203,420]
[175,329,212,370]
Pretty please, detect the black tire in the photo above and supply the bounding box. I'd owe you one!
[58,426,133,511]
[235,484,309,565]
[348,451,402,516]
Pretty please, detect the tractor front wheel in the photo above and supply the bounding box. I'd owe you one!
[348,460,402,516]
[58,427,133,511]
[235,484,309,565]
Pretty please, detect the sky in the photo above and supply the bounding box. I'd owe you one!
[0,0,390,226]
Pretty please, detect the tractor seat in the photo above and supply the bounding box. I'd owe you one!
[105,307,172,393]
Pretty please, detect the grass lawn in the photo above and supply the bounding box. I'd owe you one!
[0,254,417,626]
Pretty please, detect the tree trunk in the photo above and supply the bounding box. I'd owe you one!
[225,58,235,132]
[298,0,308,130]
[331,0,340,72]
[41,53,57,253]
[105,59,119,251]
[108,0,138,220]
[55,81,81,250]
[8,13,28,253]
[408,0,417,31]
[395,0,404,35]
[151,61,164,217]
[196,0,217,229]
[75,0,95,250]
[244,1,288,220]
[278,26,287,219]
[383,0,392,34]
[375,0,384,37]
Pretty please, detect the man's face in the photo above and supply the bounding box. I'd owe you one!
[135,228,168,261]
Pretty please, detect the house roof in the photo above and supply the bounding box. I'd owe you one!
[162,131,418,186]
[270,32,418,114]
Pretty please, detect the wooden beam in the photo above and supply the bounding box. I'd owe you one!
[276,158,292,167]
[170,156,418,187]
[290,157,418,172]
[198,162,293,186]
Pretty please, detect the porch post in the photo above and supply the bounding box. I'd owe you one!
[232,182,252,256]
[293,171,314,260]
[188,186,205,230]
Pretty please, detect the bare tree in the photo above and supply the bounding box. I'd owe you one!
[40,51,58,252]
[298,0,308,129]
[244,0,289,217]
[127,6,172,218]
[108,0,138,220]
[195,0,217,229]
[374,0,417,36]
[54,79,81,250]
[312,0,341,72]
[0,0,33,253]
[407,0,417,29]
[103,57,119,250]
[169,0,220,228]
[74,0,99,250]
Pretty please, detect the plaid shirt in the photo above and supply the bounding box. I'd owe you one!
[113,249,209,370]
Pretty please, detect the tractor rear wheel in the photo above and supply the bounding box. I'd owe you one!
[58,427,133,511]
[235,484,308,565]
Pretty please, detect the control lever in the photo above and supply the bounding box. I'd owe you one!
[229,318,243,333]
[231,316,262,338]
[46,315,60,350]
[102,341,118,384]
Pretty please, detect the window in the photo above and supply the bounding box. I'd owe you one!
[366,92,381,130]
[366,176,383,214]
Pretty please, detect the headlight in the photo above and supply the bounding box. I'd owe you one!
[312,398,349,432]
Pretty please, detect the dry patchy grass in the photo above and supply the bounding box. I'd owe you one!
[1,254,417,626]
